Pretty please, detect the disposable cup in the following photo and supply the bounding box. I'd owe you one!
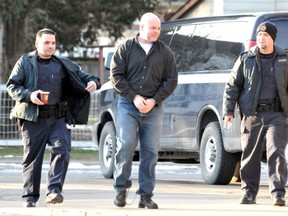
[40,92,50,104]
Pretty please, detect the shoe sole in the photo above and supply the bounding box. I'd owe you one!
[138,205,159,209]
[240,199,256,204]
[138,203,159,209]
[114,200,126,207]
[274,203,285,206]
[273,202,285,206]
[240,201,256,204]
[46,195,64,204]
[23,202,36,207]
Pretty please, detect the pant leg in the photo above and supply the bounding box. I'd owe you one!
[137,103,163,196]
[240,115,265,198]
[113,97,139,192]
[265,112,287,198]
[46,117,71,194]
[21,119,49,202]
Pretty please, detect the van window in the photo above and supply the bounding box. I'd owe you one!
[159,27,175,47]
[168,24,197,72]
[273,20,288,52]
[165,21,248,72]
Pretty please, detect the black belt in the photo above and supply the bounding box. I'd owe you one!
[38,109,57,118]
[257,104,282,112]
[38,105,64,118]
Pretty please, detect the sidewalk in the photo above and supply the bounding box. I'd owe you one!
[1,161,288,216]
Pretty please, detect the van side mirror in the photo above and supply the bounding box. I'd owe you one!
[105,52,114,70]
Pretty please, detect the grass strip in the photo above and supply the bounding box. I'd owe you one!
[0,146,99,162]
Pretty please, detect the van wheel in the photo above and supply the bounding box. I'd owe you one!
[200,121,239,185]
[99,121,116,179]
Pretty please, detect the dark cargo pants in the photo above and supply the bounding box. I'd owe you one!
[21,117,71,202]
[240,111,287,199]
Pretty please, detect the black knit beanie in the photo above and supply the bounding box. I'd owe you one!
[256,21,277,41]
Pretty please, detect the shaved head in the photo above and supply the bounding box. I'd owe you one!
[139,12,161,43]
[140,12,161,26]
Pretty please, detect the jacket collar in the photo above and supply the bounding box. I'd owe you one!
[248,45,287,58]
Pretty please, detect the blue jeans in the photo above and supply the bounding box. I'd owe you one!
[113,96,163,196]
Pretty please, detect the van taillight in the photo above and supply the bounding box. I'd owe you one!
[247,40,256,48]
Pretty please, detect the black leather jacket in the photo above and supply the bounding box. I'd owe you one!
[223,45,288,117]
[6,51,101,124]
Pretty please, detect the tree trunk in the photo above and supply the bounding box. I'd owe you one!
[2,14,26,82]
[0,21,3,83]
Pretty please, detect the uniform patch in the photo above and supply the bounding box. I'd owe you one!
[260,25,267,31]
[278,58,287,63]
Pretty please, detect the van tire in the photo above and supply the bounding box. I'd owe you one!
[99,121,116,179]
[200,121,238,185]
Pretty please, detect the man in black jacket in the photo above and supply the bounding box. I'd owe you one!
[110,12,178,209]
[6,28,101,207]
[223,21,288,206]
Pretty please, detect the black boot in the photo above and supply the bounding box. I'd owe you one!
[114,190,127,207]
[138,195,158,209]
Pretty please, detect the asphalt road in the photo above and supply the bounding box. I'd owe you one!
[0,160,288,216]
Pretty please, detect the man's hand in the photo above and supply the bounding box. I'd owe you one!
[30,90,44,105]
[223,115,233,129]
[143,98,156,113]
[85,81,97,92]
[133,95,156,113]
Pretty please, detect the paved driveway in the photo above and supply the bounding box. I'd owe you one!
[0,161,287,216]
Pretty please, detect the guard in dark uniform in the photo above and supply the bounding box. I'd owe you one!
[223,21,288,206]
[6,28,101,207]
